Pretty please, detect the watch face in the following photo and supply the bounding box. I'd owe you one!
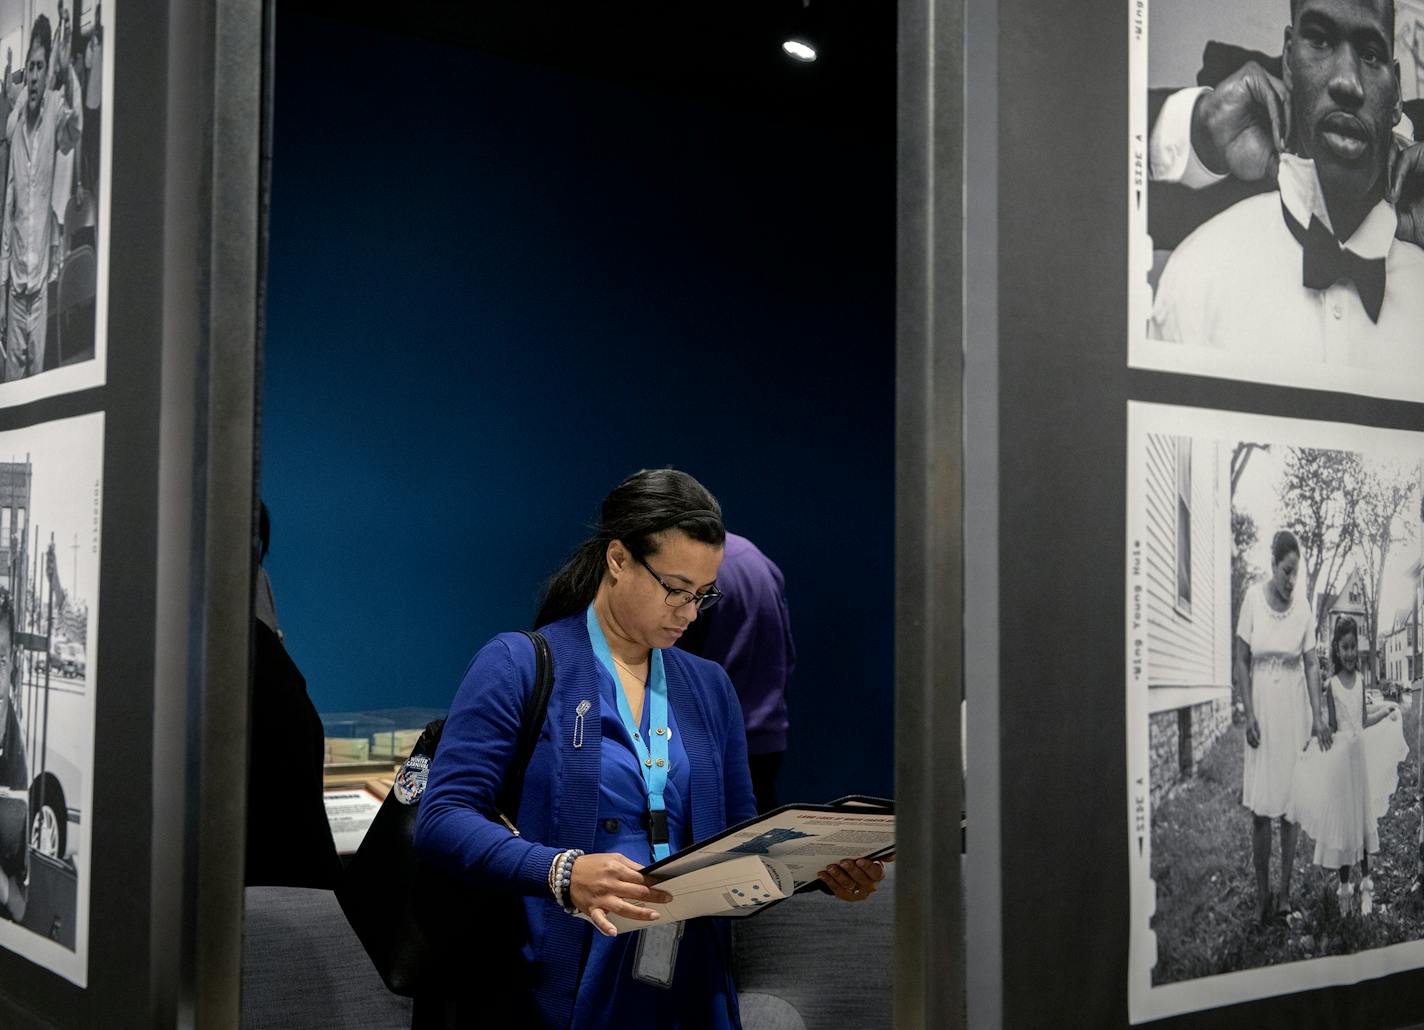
[392,753,431,805]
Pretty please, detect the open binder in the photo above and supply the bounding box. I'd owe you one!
[598,795,894,933]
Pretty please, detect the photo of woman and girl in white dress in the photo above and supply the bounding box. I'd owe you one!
[1241,529,1408,927]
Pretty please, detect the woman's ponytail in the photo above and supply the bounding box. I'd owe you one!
[533,468,724,628]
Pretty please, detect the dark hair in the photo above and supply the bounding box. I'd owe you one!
[534,469,725,628]
[1330,615,1359,675]
[1270,529,1300,567]
[1290,0,1394,44]
[29,15,51,65]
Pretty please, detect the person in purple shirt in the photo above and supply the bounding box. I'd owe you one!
[678,532,795,812]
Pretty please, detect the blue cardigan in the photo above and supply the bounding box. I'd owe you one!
[414,611,757,1028]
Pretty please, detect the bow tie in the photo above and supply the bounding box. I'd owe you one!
[1281,204,1386,323]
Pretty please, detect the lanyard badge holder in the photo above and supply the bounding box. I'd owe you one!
[632,918,684,988]
[586,606,682,987]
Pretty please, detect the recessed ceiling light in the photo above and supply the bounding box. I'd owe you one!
[782,39,817,62]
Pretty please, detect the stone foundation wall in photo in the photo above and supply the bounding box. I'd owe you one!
[1149,694,1232,804]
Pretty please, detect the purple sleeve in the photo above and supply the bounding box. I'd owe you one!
[413,637,559,896]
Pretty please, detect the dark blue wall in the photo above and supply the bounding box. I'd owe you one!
[262,16,895,803]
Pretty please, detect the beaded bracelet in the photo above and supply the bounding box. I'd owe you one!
[558,850,583,914]
[547,849,567,896]
[548,849,584,915]
[547,850,567,898]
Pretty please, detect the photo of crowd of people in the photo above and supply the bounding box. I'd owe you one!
[0,0,105,402]
[1129,0,1424,403]
[1128,402,1424,1022]
[0,411,100,988]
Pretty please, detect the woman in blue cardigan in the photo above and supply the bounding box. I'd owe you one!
[413,469,884,1028]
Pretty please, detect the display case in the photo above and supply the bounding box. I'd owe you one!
[320,706,446,769]
[319,707,445,854]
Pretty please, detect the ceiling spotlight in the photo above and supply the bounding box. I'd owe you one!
[782,39,817,62]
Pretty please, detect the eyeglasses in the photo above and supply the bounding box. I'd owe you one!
[637,556,722,611]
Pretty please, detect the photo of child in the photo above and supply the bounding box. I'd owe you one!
[1288,615,1408,916]
[1127,402,1424,1022]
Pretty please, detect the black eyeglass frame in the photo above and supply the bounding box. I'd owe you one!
[636,555,723,611]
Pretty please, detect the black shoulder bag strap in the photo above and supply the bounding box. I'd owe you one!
[339,629,556,998]
[493,630,554,831]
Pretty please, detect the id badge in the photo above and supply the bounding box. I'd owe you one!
[631,920,683,988]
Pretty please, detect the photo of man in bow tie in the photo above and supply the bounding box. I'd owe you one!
[1148,0,1424,376]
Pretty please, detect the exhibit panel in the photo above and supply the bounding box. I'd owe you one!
[1127,403,1424,1022]
[0,413,103,988]
[0,0,111,408]
[996,0,1424,1025]
[0,0,263,1026]
[1128,0,1424,403]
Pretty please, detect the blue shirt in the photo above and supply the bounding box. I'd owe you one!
[570,622,738,1029]
[414,612,756,1029]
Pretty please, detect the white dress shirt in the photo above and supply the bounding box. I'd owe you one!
[1148,154,1424,374]
[1149,86,1229,189]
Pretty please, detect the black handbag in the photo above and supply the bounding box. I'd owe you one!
[335,630,555,996]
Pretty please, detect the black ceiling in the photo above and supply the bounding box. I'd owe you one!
[284,1,895,138]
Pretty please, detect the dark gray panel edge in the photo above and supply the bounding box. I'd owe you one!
[193,0,261,1024]
[152,0,261,1026]
[963,0,1001,1024]
[897,0,967,1026]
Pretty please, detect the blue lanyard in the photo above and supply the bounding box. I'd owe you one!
[586,604,672,862]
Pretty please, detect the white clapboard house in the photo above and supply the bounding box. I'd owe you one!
[1145,435,1232,802]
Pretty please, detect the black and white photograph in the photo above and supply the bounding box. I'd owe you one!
[0,411,100,987]
[0,0,108,407]
[1128,401,1424,1022]
[1128,0,1424,402]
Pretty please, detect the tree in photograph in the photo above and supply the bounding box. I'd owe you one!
[1231,511,1261,623]
[1229,440,1270,660]
[1229,441,1269,496]
[1277,447,1362,641]
[1354,462,1418,685]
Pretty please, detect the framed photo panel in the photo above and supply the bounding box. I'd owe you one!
[1128,0,1424,403]
[0,0,111,407]
[1128,400,1424,1022]
[0,410,101,987]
